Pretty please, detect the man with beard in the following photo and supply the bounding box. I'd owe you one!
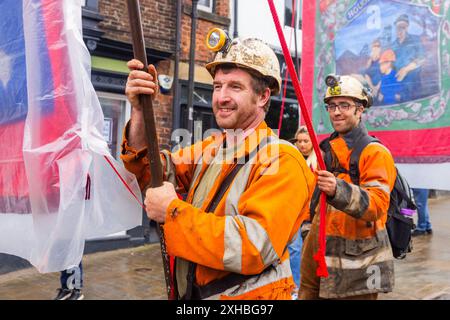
[299,75,397,300]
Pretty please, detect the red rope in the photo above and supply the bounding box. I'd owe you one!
[103,155,146,210]
[268,0,328,277]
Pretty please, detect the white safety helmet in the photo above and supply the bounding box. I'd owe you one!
[205,31,281,96]
[323,74,373,108]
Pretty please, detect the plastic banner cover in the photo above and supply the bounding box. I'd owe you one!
[0,0,142,272]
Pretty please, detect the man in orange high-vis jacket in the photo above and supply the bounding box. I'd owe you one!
[121,37,315,300]
[299,75,397,300]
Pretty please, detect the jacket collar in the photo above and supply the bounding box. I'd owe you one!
[216,121,274,161]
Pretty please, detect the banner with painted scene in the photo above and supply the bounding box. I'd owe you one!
[301,0,450,190]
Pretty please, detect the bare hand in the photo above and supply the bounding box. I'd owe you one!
[125,59,159,110]
[316,170,337,197]
[144,182,178,224]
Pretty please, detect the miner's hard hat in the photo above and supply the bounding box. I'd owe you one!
[324,74,373,108]
[205,31,281,95]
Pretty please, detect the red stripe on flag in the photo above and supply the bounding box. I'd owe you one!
[40,0,78,143]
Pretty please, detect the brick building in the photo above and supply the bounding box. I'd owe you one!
[83,0,229,154]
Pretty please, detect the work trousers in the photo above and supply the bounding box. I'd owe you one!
[299,223,378,300]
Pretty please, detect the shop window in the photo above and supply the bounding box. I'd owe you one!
[97,93,130,161]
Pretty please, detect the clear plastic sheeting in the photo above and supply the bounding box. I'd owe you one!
[0,0,142,272]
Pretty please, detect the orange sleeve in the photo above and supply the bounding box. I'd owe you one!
[328,143,396,222]
[120,121,218,193]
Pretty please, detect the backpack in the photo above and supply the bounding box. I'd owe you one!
[321,134,416,259]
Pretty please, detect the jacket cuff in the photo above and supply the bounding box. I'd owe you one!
[120,121,148,162]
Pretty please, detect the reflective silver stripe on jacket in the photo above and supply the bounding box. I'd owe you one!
[361,180,391,194]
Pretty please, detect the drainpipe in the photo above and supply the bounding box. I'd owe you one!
[233,0,238,38]
[293,0,300,75]
[187,0,199,143]
[172,0,182,144]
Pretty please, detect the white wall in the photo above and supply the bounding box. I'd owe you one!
[230,0,302,55]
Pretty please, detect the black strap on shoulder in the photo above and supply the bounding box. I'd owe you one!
[348,135,379,185]
[309,134,379,218]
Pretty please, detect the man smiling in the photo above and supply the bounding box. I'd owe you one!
[121,37,315,300]
[300,75,397,300]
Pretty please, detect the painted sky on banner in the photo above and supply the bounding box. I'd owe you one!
[301,0,450,166]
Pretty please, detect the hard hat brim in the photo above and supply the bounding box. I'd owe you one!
[205,61,281,96]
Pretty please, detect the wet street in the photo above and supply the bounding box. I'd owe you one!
[0,196,449,300]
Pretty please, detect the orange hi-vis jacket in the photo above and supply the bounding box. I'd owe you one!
[307,123,397,298]
[121,121,315,299]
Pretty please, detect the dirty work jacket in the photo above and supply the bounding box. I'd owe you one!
[121,121,315,299]
[307,123,396,298]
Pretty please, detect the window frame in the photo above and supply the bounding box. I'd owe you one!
[197,0,214,13]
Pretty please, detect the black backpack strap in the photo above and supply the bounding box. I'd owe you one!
[348,135,379,185]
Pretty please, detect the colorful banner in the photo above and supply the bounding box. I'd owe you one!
[302,0,450,190]
[0,0,142,272]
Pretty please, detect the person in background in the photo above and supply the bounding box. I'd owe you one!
[411,188,433,236]
[54,262,84,300]
[294,126,318,172]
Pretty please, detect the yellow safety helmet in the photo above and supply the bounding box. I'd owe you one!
[324,74,373,108]
[205,29,281,96]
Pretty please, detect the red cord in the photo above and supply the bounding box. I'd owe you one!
[103,155,146,210]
